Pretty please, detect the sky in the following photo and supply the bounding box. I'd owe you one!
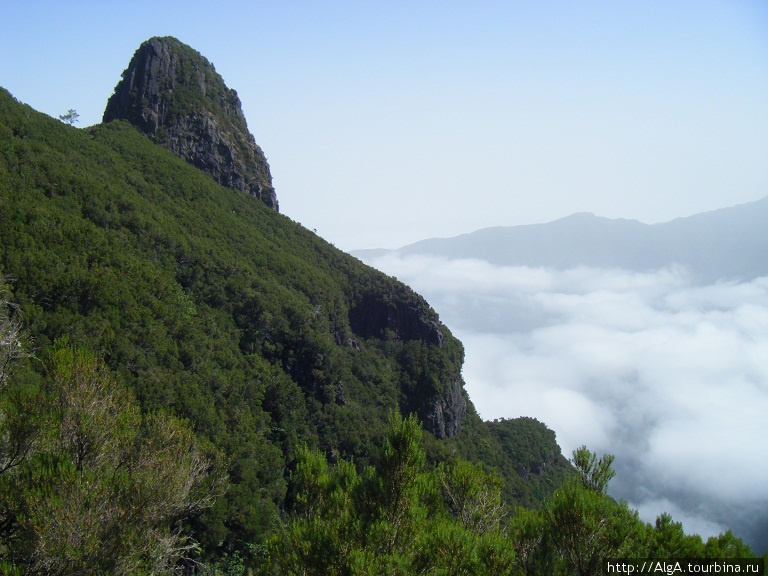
[2,1,768,250]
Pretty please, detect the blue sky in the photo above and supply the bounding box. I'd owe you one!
[2,1,767,249]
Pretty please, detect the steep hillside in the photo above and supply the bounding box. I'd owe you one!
[0,83,570,559]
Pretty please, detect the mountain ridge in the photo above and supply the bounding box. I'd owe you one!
[0,80,571,559]
[356,196,768,282]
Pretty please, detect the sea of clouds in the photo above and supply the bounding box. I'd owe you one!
[363,253,768,551]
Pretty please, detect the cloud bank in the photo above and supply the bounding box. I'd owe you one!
[365,253,768,550]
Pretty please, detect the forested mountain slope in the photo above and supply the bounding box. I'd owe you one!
[0,81,570,563]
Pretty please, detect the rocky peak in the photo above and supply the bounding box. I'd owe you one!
[103,36,278,211]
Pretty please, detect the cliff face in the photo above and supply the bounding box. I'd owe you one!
[428,374,467,439]
[348,292,444,346]
[348,287,467,437]
[103,36,278,210]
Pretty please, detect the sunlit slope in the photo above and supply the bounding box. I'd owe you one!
[0,88,571,548]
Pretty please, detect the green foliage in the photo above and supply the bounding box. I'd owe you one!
[0,277,29,387]
[58,109,79,126]
[506,447,756,576]
[478,416,573,507]
[543,477,644,575]
[266,412,515,576]
[648,513,705,558]
[434,459,505,534]
[571,444,615,494]
[267,427,756,575]
[377,412,426,541]
[6,85,573,562]
[0,86,470,553]
[0,339,225,574]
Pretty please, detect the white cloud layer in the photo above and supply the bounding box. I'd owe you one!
[366,254,768,550]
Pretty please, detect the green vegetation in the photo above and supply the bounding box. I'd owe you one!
[57,109,79,126]
[266,412,516,575]
[264,415,758,575]
[0,88,570,564]
[0,88,758,571]
[0,338,224,574]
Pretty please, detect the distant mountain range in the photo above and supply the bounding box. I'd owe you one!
[355,197,768,283]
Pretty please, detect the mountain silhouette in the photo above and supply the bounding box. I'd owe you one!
[358,197,768,283]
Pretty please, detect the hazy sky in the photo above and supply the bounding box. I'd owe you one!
[2,1,767,250]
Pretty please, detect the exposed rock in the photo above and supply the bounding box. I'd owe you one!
[103,36,277,210]
[335,380,347,405]
[348,290,444,346]
[347,285,465,437]
[427,374,467,439]
[347,338,360,351]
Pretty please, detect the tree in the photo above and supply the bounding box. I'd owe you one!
[508,446,647,576]
[545,477,623,576]
[648,513,705,558]
[375,411,426,554]
[0,278,29,387]
[268,446,365,575]
[0,341,227,574]
[267,411,518,576]
[704,530,754,558]
[509,506,553,576]
[435,459,505,534]
[571,445,615,494]
[0,276,42,569]
[58,109,79,125]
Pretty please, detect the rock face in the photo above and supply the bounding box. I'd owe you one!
[348,288,444,346]
[103,36,277,210]
[428,375,467,439]
[348,285,466,437]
